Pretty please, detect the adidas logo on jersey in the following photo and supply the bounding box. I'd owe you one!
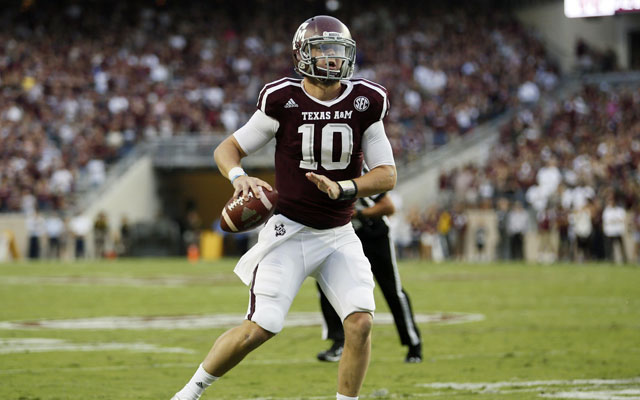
[284,98,298,108]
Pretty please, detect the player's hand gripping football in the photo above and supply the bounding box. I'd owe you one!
[233,175,273,200]
[305,172,341,200]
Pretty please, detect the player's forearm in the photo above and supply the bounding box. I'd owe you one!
[353,165,396,198]
[214,136,247,178]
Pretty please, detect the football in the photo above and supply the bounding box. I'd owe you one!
[220,187,278,233]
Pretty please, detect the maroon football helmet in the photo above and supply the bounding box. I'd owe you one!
[292,15,356,81]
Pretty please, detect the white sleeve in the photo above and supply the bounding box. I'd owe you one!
[362,120,395,169]
[233,110,280,155]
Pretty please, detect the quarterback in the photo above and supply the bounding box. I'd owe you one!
[172,15,396,400]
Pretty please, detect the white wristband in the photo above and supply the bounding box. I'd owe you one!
[336,179,358,201]
[228,167,247,183]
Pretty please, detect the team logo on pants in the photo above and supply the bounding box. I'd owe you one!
[275,223,286,237]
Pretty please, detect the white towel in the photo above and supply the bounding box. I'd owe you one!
[234,214,304,285]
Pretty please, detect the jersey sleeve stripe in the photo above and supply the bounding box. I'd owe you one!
[259,80,302,113]
[352,78,387,92]
[256,78,302,109]
[353,80,388,120]
[381,95,388,120]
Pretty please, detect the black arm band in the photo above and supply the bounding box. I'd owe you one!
[337,179,358,201]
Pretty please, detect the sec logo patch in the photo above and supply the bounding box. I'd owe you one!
[354,96,370,112]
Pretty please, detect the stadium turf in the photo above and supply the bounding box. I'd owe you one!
[0,258,638,399]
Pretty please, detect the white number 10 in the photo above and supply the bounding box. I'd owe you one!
[298,123,353,171]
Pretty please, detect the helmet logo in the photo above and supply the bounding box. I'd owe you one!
[293,22,309,47]
[292,16,355,80]
[354,96,370,112]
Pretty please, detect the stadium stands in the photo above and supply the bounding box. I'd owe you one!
[0,1,557,214]
[429,81,640,262]
[3,1,635,262]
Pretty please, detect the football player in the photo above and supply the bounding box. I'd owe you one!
[172,15,396,400]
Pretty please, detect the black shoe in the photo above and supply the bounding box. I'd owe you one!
[317,341,344,362]
[405,343,422,363]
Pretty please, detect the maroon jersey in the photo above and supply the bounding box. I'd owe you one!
[257,77,389,229]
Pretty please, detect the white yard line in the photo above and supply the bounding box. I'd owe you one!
[416,378,640,400]
[0,275,233,287]
[0,362,195,375]
[416,377,640,390]
[541,389,640,399]
[0,338,194,354]
[1,361,638,400]
[0,312,484,330]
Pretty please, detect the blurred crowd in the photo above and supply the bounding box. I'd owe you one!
[8,1,635,264]
[406,83,640,263]
[23,210,128,260]
[0,0,557,214]
[574,38,619,74]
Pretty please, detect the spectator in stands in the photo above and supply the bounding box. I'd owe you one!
[21,189,37,215]
[575,38,594,73]
[517,79,540,105]
[93,212,109,258]
[495,197,511,261]
[0,1,558,217]
[450,203,468,261]
[602,194,628,263]
[575,38,619,73]
[182,208,203,254]
[406,206,424,259]
[87,159,106,188]
[0,177,10,212]
[590,198,606,261]
[474,225,488,262]
[50,161,74,195]
[536,206,556,263]
[437,208,452,259]
[422,206,442,261]
[555,205,571,262]
[507,201,529,260]
[435,82,640,262]
[116,216,131,257]
[537,158,562,200]
[387,192,413,260]
[70,213,91,259]
[26,210,45,260]
[572,201,593,262]
[45,212,65,259]
[632,204,640,263]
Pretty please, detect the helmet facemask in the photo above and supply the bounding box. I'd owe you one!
[296,35,356,81]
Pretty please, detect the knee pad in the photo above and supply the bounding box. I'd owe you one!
[251,305,285,334]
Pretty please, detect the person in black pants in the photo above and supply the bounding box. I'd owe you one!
[316,192,423,363]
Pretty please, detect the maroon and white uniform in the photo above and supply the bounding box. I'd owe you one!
[232,77,395,333]
[253,77,390,228]
[171,16,389,400]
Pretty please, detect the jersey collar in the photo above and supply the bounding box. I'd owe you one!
[300,80,353,107]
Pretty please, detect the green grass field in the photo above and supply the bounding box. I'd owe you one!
[0,258,638,399]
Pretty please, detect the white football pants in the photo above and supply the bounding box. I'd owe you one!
[245,219,375,334]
